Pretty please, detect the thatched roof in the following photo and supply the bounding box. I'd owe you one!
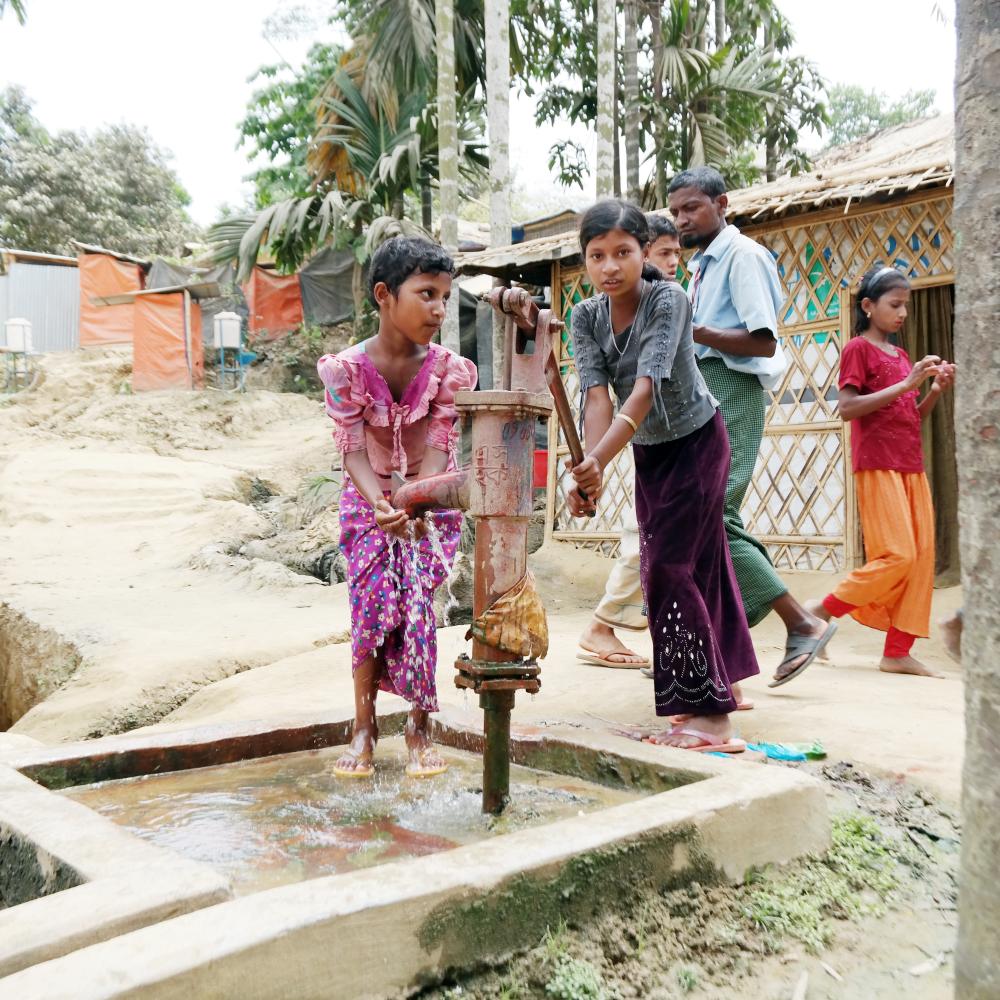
[456,114,954,281]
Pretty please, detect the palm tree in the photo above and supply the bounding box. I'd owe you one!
[437,0,461,352]
[208,71,486,335]
[623,0,642,202]
[595,0,615,197]
[485,0,512,387]
[636,0,793,194]
[954,1,1000,996]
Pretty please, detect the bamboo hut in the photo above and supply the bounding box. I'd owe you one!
[456,115,958,579]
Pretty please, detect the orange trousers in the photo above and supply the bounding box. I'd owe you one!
[829,470,935,640]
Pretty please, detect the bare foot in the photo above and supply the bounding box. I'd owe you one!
[579,619,648,666]
[646,714,732,748]
[939,611,963,664]
[879,655,944,678]
[334,725,377,773]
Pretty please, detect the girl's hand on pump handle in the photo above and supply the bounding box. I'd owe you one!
[572,455,604,497]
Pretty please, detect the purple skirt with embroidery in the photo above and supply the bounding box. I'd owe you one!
[635,411,759,716]
[338,479,462,712]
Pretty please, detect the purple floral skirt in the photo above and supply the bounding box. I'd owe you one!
[338,479,462,711]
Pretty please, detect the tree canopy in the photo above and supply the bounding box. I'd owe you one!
[238,42,342,207]
[824,84,936,147]
[0,86,197,256]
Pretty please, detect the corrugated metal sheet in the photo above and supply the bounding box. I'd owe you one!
[0,262,80,353]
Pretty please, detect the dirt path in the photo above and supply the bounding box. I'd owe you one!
[0,349,349,741]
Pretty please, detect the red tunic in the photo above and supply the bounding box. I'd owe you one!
[838,337,923,474]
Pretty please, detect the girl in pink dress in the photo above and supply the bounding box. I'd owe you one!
[317,237,476,778]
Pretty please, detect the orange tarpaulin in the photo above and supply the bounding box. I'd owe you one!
[78,253,144,346]
[243,266,303,341]
[132,292,204,392]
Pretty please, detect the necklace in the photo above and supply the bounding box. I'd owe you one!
[608,280,646,358]
[863,334,899,358]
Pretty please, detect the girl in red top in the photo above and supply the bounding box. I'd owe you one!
[809,265,955,676]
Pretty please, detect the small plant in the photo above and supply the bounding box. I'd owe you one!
[541,919,571,962]
[497,973,525,1000]
[545,956,606,1000]
[675,963,700,993]
[298,322,327,350]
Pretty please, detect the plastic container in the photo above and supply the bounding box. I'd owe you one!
[533,449,548,489]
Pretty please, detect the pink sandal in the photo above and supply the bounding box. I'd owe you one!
[644,728,747,754]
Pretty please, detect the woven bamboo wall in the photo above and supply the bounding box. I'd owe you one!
[547,189,954,569]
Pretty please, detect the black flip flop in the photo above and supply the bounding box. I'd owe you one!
[768,620,838,688]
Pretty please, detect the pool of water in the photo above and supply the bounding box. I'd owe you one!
[61,738,639,896]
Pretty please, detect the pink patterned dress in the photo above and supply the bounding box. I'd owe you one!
[317,342,477,711]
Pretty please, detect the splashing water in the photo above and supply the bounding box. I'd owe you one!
[424,516,463,626]
[61,740,638,896]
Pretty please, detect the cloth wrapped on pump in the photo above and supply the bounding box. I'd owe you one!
[467,570,549,660]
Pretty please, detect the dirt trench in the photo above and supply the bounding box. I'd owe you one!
[0,604,82,732]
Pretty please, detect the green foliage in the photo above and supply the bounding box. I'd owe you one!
[541,919,572,962]
[740,813,903,954]
[333,0,486,112]
[512,0,827,192]
[0,0,26,23]
[238,42,343,207]
[496,973,526,1000]
[674,963,700,993]
[216,0,488,284]
[544,956,606,1000]
[0,86,197,256]
[825,84,936,147]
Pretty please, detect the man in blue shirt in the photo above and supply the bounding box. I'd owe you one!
[666,167,837,686]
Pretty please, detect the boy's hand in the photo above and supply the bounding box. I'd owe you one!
[570,455,604,499]
[566,485,597,518]
[374,497,410,538]
[904,355,943,392]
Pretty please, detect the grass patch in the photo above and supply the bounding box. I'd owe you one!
[739,813,905,953]
[674,963,701,993]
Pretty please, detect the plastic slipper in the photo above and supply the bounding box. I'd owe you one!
[405,749,449,779]
[642,728,746,754]
[332,749,374,779]
[768,620,838,688]
[577,647,650,670]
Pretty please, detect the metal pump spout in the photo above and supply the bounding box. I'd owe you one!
[391,469,471,518]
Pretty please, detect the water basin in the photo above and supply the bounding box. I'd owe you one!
[61,737,640,897]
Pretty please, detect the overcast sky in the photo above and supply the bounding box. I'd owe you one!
[0,0,956,226]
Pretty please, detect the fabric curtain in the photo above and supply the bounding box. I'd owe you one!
[901,283,959,584]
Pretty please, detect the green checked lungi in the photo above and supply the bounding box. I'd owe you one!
[699,357,787,627]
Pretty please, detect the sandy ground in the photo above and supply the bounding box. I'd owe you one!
[0,349,349,741]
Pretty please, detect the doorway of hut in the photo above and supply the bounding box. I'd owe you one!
[902,282,959,585]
